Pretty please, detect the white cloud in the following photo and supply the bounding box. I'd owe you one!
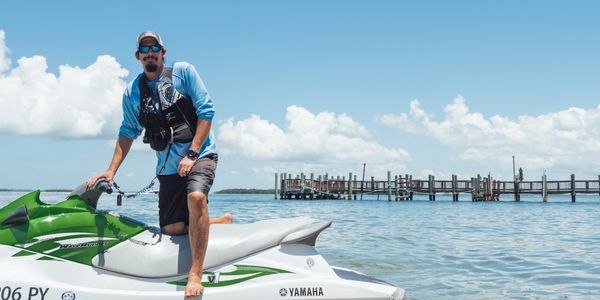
[217,105,409,168]
[0,31,10,73]
[378,96,600,175]
[0,30,128,138]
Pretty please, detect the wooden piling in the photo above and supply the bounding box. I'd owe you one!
[371,176,375,192]
[348,172,353,200]
[387,171,392,202]
[300,173,305,197]
[571,174,576,202]
[408,175,413,200]
[452,174,458,201]
[542,174,548,202]
[514,176,520,202]
[394,175,399,201]
[324,173,329,198]
[428,175,434,201]
[275,173,279,199]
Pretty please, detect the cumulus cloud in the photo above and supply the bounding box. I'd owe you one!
[0,30,128,138]
[218,105,409,170]
[378,96,600,174]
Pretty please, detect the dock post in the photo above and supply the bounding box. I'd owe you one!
[477,174,482,201]
[387,171,392,202]
[324,173,329,199]
[514,174,520,202]
[282,173,288,199]
[371,176,375,192]
[470,177,475,201]
[403,174,409,200]
[284,173,288,197]
[300,173,305,199]
[275,173,279,199]
[309,173,314,199]
[408,175,413,200]
[352,175,356,200]
[487,174,493,201]
[395,175,399,201]
[348,172,353,200]
[428,175,434,201]
[571,174,576,202]
[452,174,458,201]
[542,174,548,202]
[598,175,600,198]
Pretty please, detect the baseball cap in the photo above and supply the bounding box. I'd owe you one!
[137,31,164,47]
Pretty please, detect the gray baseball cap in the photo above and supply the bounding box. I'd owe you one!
[137,31,164,47]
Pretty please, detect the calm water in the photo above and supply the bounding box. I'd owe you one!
[1,191,599,299]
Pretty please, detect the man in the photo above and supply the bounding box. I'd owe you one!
[87,31,227,297]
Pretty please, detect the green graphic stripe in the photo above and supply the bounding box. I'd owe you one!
[13,250,35,257]
[168,265,292,287]
[38,256,60,261]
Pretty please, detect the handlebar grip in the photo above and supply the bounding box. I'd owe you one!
[94,180,113,194]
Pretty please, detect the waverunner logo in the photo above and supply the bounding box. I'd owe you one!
[59,241,106,249]
[280,287,324,297]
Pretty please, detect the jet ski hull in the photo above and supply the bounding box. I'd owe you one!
[0,188,404,299]
[0,243,404,299]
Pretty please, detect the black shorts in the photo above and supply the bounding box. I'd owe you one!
[157,153,218,228]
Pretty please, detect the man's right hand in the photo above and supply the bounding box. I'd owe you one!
[86,170,116,188]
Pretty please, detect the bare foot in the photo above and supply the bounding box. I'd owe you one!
[222,213,233,224]
[210,213,233,224]
[185,273,204,298]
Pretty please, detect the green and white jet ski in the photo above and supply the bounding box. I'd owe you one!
[0,180,405,300]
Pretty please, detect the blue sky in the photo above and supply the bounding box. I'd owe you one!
[1,1,599,190]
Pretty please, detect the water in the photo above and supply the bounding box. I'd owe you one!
[1,191,599,299]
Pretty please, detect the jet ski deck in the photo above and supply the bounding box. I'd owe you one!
[93,217,331,278]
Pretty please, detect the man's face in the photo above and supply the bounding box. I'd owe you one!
[137,37,164,73]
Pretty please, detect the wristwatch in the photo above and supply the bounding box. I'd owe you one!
[186,149,199,160]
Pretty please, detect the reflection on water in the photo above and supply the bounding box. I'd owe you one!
[1,191,599,299]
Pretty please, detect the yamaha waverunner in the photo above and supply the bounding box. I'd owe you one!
[0,180,405,300]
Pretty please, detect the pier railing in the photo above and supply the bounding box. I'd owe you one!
[275,172,600,202]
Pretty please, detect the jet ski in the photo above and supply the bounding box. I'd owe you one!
[0,179,405,300]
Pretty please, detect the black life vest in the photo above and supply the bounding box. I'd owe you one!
[138,67,198,151]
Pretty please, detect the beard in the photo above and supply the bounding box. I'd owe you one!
[145,63,158,72]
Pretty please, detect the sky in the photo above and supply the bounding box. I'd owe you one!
[1,1,599,191]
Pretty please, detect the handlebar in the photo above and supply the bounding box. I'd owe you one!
[69,178,114,209]
[93,179,113,194]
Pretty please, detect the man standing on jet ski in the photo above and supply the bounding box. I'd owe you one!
[87,31,225,298]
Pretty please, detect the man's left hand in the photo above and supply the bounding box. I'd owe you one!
[178,156,196,177]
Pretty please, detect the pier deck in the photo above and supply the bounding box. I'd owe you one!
[275,172,600,202]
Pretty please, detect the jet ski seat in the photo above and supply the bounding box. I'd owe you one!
[91,217,331,278]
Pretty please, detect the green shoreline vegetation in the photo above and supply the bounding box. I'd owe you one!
[215,188,275,194]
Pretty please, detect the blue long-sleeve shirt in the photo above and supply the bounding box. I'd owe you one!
[118,61,217,175]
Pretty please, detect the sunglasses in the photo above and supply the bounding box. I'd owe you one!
[138,44,163,54]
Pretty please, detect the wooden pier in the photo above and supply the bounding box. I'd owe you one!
[274,172,600,202]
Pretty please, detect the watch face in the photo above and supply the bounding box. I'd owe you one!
[187,150,198,158]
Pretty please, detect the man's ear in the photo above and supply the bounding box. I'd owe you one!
[135,51,140,60]
[162,48,167,58]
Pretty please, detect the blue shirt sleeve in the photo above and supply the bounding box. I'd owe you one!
[180,62,214,120]
[118,81,143,140]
